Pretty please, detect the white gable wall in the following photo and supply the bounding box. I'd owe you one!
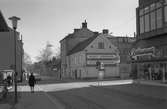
[86,34,118,53]
[67,34,120,79]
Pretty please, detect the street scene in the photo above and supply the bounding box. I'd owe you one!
[1,0,167,109]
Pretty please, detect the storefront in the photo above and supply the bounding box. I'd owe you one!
[131,46,167,82]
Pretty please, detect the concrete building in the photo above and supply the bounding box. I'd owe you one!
[66,30,120,79]
[131,0,167,82]
[0,11,23,81]
[60,21,95,78]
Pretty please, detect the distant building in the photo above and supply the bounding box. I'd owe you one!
[60,21,95,78]
[108,35,135,78]
[66,30,120,79]
[0,11,23,81]
[131,0,167,81]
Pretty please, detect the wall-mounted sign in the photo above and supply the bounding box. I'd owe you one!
[87,60,120,65]
[131,47,155,57]
[87,54,117,59]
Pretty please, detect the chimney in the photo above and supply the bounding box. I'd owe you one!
[74,29,80,33]
[82,20,87,28]
[94,32,99,35]
[102,29,109,34]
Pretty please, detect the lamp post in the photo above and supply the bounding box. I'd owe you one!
[9,16,20,103]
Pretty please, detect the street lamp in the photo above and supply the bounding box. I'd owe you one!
[9,16,20,103]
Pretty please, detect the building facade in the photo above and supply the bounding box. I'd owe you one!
[108,36,135,78]
[66,31,120,79]
[0,11,23,81]
[131,0,167,82]
[60,21,95,78]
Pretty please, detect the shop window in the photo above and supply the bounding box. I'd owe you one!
[144,6,149,14]
[165,6,167,22]
[140,16,144,34]
[144,14,150,32]
[150,3,156,11]
[98,42,104,49]
[156,2,162,9]
[150,11,156,31]
[165,0,167,4]
[156,8,163,29]
[139,8,144,16]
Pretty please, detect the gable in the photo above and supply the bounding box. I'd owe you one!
[85,34,118,53]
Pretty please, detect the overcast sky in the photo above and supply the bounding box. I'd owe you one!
[0,0,138,62]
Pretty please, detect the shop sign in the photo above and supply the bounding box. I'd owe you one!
[131,47,155,57]
[87,54,117,59]
[87,60,120,65]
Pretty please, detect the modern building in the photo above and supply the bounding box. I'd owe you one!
[60,21,95,78]
[108,36,135,78]
[0,11,23,81]
[66,30,120,79]
[131,0,167,82]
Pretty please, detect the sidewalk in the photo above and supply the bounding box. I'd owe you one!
[134,79,167,87]
[0,86,65,109]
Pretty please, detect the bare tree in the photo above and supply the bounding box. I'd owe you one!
[23,52,33,72]
[36,41,54,62]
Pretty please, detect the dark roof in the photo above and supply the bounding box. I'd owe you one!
[60,27,94,42]
[0,11,9,32]
[67,34,98,56]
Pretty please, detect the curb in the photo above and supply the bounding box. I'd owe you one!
[133,80,167,87]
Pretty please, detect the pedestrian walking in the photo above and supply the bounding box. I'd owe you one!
[28,73,36,93]
[7,75,12,86]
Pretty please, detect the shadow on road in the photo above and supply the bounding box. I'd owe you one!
[47,84,167,109]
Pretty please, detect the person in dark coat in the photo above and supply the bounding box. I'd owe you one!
[7,75,12,86]
[28,73,36,93]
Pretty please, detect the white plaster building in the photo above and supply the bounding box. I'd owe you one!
[67,30,120,79]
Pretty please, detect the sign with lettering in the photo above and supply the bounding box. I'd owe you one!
[87,54,117,59]
[131,47,155,57]
[87,60,120,65]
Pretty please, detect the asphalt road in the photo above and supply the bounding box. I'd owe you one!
[16,80,167,109]
[46,83,167,109]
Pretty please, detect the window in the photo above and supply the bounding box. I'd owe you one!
[144,6,149,14]
[91,45,94,48]
[165,6,167,22]
[156,8,162,28]
[165,0,167,4]
[74,56,77,65]
[150,3,155,11]
[156,2,162,8]
[144,14,150,32]
[140,16,144,33]
[98,42,104,49]
[150,11,156,30]
[139,8,144,16]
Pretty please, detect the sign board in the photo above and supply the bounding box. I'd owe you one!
[87,60,119,65]
[87,54,117,59]
[130,47,155,57]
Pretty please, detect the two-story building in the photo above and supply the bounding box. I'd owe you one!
[0,11,23,81]
[60,21,96,78]
[66,30,120,79]
[131,0,167,82]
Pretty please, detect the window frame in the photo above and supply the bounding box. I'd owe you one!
[98,42,105,49]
